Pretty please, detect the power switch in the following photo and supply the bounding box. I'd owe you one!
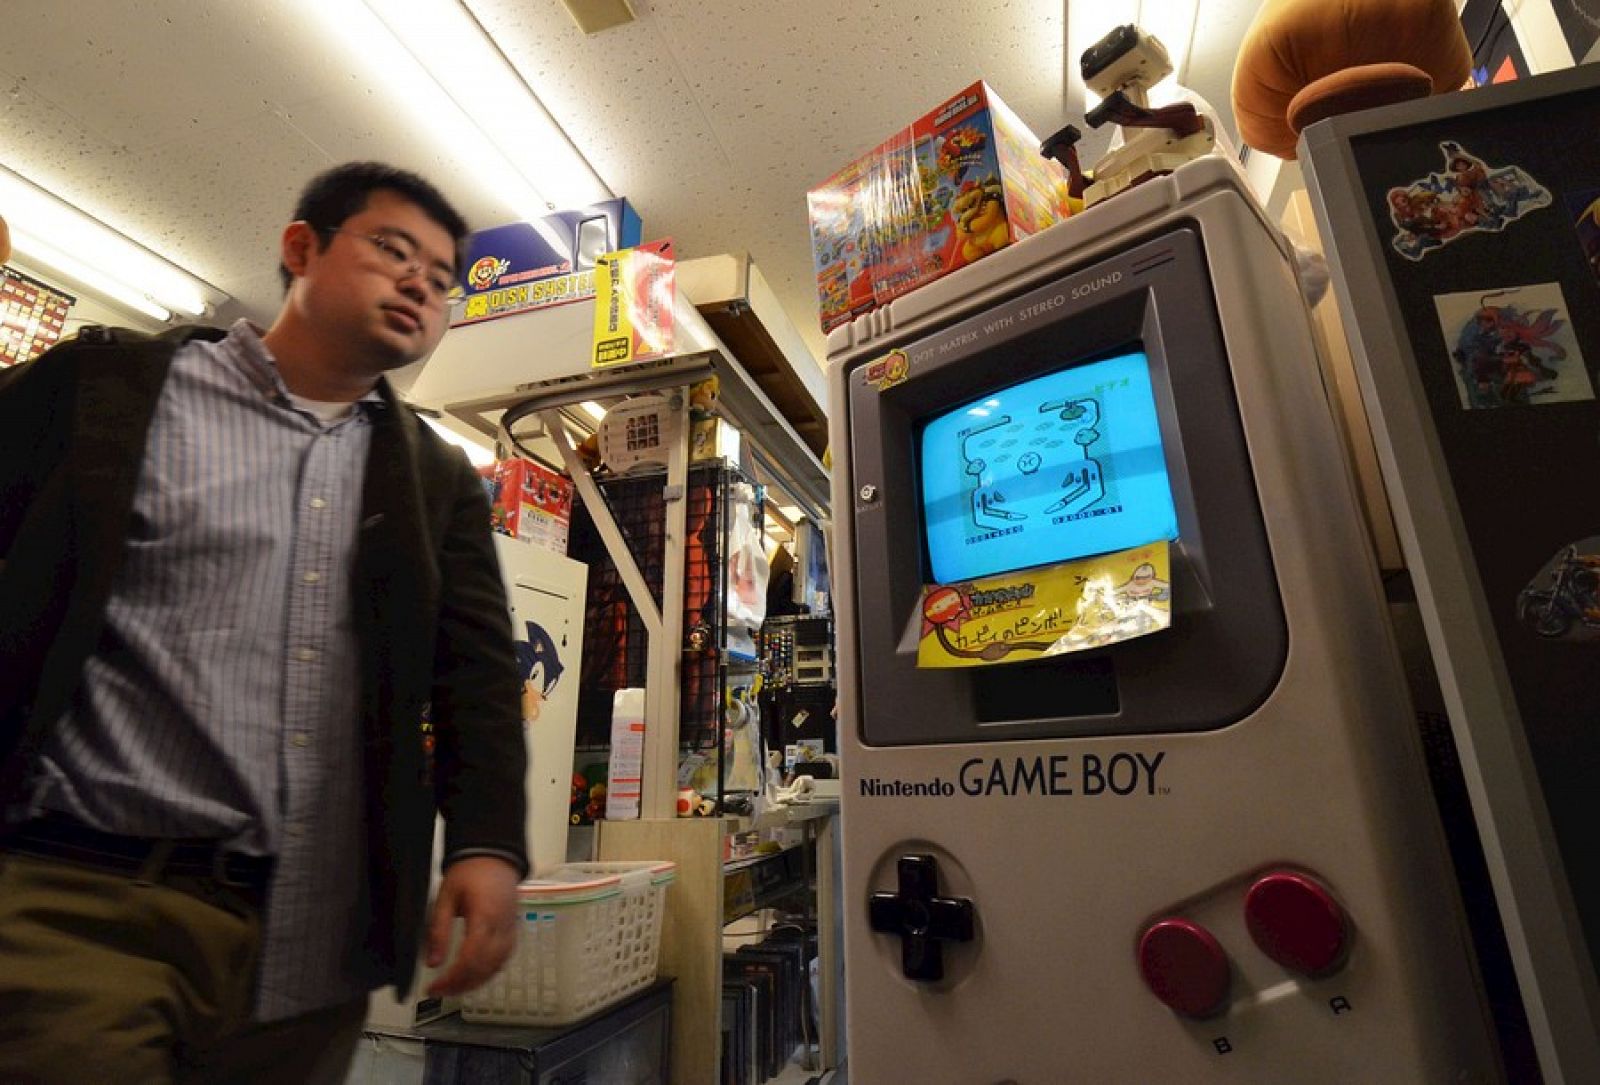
[1244,871,1348,976]
[1137,918,1231,1018]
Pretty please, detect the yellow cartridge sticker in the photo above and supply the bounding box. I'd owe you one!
[862,349,910,392]
[917,540,1171,668]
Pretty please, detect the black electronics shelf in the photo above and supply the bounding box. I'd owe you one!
[569,460,755,753]
[723,845,810,926]
[361,980,673,1084]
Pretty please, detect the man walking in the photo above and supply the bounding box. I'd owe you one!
[0,162,528,1083]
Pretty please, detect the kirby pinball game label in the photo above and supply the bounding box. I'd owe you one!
[916,541,1171,668]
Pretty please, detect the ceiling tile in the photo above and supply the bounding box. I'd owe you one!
[473,0,1071,359]
[271,84,523,233]
[0,0,368,149]
[3,0,1263,369]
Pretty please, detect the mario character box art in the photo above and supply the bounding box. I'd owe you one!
[452,198,641,327]
[806,81,1076,334]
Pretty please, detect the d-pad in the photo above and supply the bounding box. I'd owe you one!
[868,854,975,981]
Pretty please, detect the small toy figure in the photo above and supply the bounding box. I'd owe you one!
[1075,25,1217,208]
[569,770,608,824]
[688,375,719,416]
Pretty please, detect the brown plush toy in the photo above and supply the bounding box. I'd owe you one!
[1230,0,1473,160]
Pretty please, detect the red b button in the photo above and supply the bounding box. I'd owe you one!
[1137,918,1231,1018]
[1244,871,1349,976]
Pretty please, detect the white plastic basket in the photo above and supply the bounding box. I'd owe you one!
[460,860,676,1027]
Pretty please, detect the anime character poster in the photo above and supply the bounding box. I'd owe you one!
[1387,141,1551,260]
[1433,283,1593,409]
[1566,185,1600,288]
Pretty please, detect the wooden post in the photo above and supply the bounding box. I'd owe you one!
[599,816,725,1085]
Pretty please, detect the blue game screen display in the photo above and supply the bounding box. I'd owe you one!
[918,351,1179,584]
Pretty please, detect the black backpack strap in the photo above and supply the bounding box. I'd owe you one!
[70,322,228,349]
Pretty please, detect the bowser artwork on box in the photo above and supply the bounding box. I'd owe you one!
[807,81,1075,333]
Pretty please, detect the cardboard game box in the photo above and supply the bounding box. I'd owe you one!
[806,80,1075,332]
[480,458,574,554]
[453,198,641,328]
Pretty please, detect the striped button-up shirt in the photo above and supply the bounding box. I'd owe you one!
[30,319,381,1020]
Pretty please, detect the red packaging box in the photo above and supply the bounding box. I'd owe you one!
[480,458,574,554]
[806,81,1077,333]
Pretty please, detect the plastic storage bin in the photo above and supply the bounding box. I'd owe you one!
[461,861,676,1027]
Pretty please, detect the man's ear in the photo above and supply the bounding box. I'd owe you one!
[280,220,319,279]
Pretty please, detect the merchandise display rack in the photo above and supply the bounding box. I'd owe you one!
[568,460,760,760]
[470,297,835,1085]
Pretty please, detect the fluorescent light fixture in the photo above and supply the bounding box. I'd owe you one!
[292,0,547,224]
[371,0,611,210]
[338,0,612,215]
[579,400,607,421]
[1068,0,1200,106]
[0,163,219,320]
[423,415,496,467]
[11,230,170,322]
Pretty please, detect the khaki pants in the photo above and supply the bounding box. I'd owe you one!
[0,851,367,1084]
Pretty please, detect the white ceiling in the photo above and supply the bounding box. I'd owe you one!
[0,0,1263,364]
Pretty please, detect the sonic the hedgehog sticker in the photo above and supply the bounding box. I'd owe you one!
[1434,283,1592,409]
[1387,142,1551,261]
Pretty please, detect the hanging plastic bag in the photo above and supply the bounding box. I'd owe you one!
[722,693,763,795]
[725,484,768,661]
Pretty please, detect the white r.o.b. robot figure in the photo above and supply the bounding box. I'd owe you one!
[1078,25,1218,207]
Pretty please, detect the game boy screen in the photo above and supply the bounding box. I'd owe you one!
[918,350,1179,584]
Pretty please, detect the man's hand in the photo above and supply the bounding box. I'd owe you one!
[424,856,520,997]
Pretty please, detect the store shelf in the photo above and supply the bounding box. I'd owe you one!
[723,845,809,925]
[406,286,830,516]
[444,264,842,1083]
[678,252,830,460]
[751,796,840,831]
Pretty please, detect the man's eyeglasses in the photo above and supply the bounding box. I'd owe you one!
[316,227,465,309]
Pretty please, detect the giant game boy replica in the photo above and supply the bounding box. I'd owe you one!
[827,156,1500,1081]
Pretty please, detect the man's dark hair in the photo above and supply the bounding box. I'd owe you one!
[278,161,470,291]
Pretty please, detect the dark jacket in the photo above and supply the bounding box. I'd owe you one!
[0,325,528,993]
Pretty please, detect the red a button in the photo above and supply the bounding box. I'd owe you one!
[1244,871,1349,976]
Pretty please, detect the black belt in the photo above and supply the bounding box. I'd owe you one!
[7,813,274,896]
